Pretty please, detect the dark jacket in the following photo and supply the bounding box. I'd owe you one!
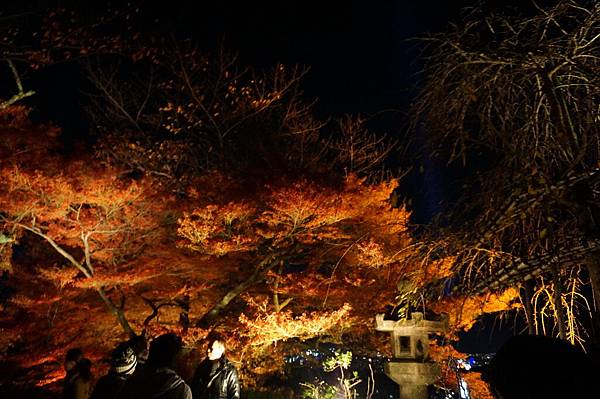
[117,366,192,399]
[63,370,92,399]
[89,372,129,399]
[191,357,240,399]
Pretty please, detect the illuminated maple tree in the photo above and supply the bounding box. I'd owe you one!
[0,103,417,392]
[0,111,203,387]
[177,175,411,327]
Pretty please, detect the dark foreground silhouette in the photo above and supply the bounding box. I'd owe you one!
[482,335,599,399]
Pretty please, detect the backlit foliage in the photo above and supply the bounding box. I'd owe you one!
[174,174,418,386]
[238,300,355,350]
[1,3,567,393]
[431,288,520,331]
[462,373,493,399]
[176,175,413,325]
[530,267,594,348]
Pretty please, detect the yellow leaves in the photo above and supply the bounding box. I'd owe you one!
[249,91,281,109]
[1,167,72,220]
[424,256,456,281]
[238,300,355,349]
[1,164,172,298]
[340,175,410,238]
[429,343,494,399]
[463,372,494,399]
[1,164,150,228]
[177,175,412,278]
[73,267,160,289]
[180,327,211,347]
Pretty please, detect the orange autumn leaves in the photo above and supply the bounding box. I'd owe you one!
[431,287,520,331]
[0,110,516,393]
[0,164,164,267]
[175,176,413,370]
[178,176,410,259]
[178,202,257,256]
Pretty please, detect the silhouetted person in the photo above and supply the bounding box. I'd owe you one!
[127,333,149,366]
[90,342,137,399]
[117,333,192,399]
[191,334,240,399]
[63,348,93,399]
[482,335,599,399]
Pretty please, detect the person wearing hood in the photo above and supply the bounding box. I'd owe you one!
[90,342,137,399]
[117,333,192,399]
[191,334,240,399]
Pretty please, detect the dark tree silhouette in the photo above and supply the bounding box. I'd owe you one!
[411,0,600,344]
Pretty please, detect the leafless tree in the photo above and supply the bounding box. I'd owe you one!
[87,41,396,186]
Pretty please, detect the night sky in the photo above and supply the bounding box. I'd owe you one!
[173,1,459,116]
[17,0,462,123]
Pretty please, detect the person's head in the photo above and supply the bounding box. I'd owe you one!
[206,333,226,361]
[77,358,93,381]
[482,335,597,399]
[127,333,149,362]
[64,348,83,372]
[111,342,137,376]
[147,333,183,368]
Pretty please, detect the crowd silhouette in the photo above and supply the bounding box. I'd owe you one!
[62,333,239,399]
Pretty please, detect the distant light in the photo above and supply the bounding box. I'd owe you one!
[457,358,471,371]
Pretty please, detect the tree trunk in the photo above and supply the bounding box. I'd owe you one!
[21,225,137,337]
[96,288,136,337]
[196,250,283,328]
[272,261,292,312]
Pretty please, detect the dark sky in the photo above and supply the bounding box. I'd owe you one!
[14,0,463,118]
[157,1,462,117]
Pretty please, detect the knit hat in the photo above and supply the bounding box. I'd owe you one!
[111,343,137,375]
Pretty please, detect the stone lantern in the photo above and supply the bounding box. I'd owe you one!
[375,312,448,399]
